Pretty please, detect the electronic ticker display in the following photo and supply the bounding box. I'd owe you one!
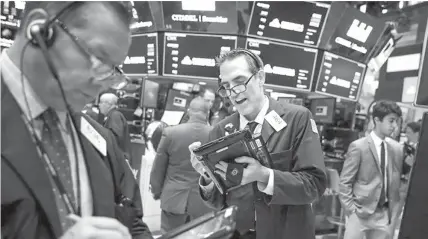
[122,33,158,75]
[162,1,239,34]
[324,6,385,63]
[247,1,330,47]
[246,38,318,91]
[163,33,237,79]
[315,52,366,101]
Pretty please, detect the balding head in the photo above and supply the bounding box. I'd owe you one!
[99,93,118,114]
[188,97,209,121]
[100,93,118,104]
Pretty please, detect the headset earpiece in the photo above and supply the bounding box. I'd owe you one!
[27,18,56,48]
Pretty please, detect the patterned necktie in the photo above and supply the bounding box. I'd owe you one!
[246,121,259,135]
[39,108,76,230]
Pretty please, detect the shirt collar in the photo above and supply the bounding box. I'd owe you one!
[239,96,270,129]
[1,49,47,121]
[370,131,385,146]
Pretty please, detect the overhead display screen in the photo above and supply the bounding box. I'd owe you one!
[122,33,158,75]
[130,1,156,34]
[1,1,25,50]
[162,1,238,34]
[324,6,385,63]
[246,38,318,91]
[163,33,237,79]
[247,1,330,47]
[315,52,366,101]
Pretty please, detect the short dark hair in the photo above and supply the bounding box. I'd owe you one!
[407,121,421,133]
[215,48,264,85]
[21,1,133,31]
[372,100,402,123]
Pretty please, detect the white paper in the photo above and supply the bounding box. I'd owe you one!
[161,111,185,126]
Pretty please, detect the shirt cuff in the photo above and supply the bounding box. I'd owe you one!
[257,168,274,195]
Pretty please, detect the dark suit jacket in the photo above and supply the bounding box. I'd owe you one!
[1,85,116,239]
[150,115,213,217]
[104,109,131,159]
[200,98,327,239]
[1,85,152,239]
[339,134,404,229]
[82,115,153,239]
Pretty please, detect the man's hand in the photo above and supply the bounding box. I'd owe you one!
[189,142,205,175]
[214,156,270,186]
[61,216,131,239]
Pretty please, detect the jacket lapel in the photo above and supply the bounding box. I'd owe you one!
[367,135,382,173]
[1,86,63,238]
[261,98,287,145]
[71,113,115,217]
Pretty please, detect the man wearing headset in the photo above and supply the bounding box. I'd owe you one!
[189,49,327,239]
[1,2,151,239]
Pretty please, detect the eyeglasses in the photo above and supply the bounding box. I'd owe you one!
[55,19,123,82]
[217,72,258,98]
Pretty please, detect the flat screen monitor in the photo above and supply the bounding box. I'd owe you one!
[163,32,237,79]
[122,33,158,75]
[162,1,238,34]
[415,19,428,108]
[141,79,159,108]
[246,38,318,91]
[324,6,385,63]
[130,1,156,34]
[247,1,330,47]
[315,52,366,101]
[310,98,336,124]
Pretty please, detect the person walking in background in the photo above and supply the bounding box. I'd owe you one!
[150,97,213,233]
[339,100,404,239]
[99,93,131,160]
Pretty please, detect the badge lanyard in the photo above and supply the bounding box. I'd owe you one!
[22,114,81,215]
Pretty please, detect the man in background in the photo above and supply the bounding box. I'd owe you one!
[99,93,131,160]
[181,88,216,124]
[150,97,213,233]
[339,100,404,239]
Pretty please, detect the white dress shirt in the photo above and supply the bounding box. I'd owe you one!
[1,50,93,217]
[370,131,388,201]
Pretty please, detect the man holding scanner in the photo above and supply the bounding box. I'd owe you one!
[189,49,327,239]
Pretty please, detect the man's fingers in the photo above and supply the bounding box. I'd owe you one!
[189,142,202,152]
[215,161,227,172]
[215,170,226,181]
